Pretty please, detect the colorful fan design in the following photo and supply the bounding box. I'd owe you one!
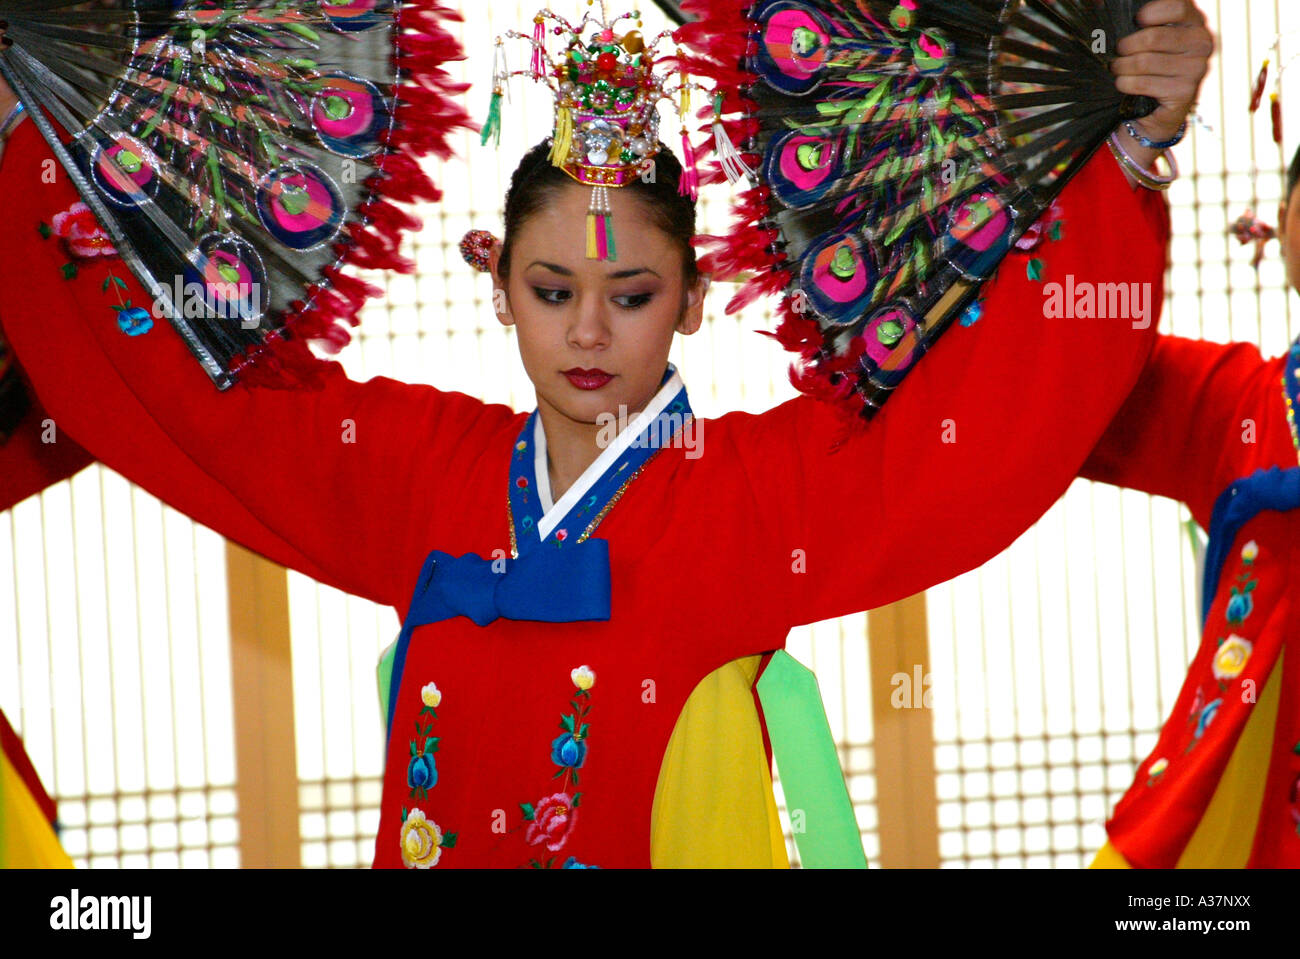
[677,0,1157,418]
[0,0,471,388]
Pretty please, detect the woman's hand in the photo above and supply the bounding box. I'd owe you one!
[1112,0,1215,175]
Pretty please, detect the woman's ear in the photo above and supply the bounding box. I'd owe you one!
[488,239,513,327]
[676,273,709,336]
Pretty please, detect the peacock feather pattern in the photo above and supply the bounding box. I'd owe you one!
[675,0,1156,419]
[0,0,471,388]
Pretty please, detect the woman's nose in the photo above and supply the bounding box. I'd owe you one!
[567,296,610,349]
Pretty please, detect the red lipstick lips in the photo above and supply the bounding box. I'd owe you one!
[563,368,614,390]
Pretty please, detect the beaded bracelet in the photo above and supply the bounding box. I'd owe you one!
[1107,129,1178,191]
[1124,118,1187,150]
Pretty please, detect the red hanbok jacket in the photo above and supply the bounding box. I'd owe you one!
[1083,334,1300,867]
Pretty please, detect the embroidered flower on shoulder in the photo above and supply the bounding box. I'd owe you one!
[571,665,596,691]
[47,202,117,260]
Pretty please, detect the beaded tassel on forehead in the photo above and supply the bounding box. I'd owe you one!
[483,2,707,261]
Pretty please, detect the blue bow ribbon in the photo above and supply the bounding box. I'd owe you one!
[1202,466,1300,626]
[385,539,611,736]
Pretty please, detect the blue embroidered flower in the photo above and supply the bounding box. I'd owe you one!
[551,732,587,769]
[562,857,599,869]
[408,750,438,790]
[1194,698,1222,740]
[116,306,154,336]
[1225,589,1253,625]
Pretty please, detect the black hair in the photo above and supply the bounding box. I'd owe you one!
[1289,145,1300,205]
[497,140,699,286]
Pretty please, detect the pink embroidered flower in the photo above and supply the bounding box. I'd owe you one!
[50,202,117,259]
[525,792,577,851]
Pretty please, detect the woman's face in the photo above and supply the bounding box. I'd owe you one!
[490,180,705,428]
[1282,189,1300,294]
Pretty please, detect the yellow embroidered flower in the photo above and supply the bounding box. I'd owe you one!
[571,665,596,691]
[1241,540,1259,563]
[1148,758,1168,778]
[400,808,443,868]
[421,682,442,708]
[1212,635,1253,681]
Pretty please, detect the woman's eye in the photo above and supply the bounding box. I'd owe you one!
[532,287,571,305]
[614,293,654,309]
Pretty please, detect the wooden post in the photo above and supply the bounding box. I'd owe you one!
[868,593,940,868]
[226,541,301,867]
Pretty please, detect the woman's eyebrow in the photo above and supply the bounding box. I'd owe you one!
[527,260,573,275]
[525,261,661,280]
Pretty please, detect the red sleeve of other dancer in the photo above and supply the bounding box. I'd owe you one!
[1081,335,1294,528]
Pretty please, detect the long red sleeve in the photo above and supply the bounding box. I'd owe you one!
[714,148,1172,627]
[0,119,520,611]
[1080,335,1295,528]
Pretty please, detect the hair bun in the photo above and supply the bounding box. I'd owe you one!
[459,229,498,274]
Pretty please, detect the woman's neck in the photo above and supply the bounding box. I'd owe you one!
[537,402,606,504]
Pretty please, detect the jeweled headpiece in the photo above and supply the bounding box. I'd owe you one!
[481,2,707,261]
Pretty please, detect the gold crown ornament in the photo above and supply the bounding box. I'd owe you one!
[480,2,709,261]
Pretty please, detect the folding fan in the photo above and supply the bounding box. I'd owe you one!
[677,0,1158,418]
[0,0,469,388]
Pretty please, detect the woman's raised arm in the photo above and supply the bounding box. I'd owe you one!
[719,147,1172,627]
[0,118,521,610]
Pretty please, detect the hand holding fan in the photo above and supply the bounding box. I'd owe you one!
[678,0,1167,418]
[0,0,470,389]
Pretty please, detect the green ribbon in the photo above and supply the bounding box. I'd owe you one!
[377,638,397,731]
[757,650,868,868]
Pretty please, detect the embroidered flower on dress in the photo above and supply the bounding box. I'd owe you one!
[1212,636,1253,682]
[1146,757,1169,786]
[407,745,438,792]
[562,857,600,869]
[399,808,444,868]
[49,202,116,259]
[551,732,588,769]
[1241,540,1259,564]
[421,682,442,708]
[1225,588,1254,626]
[524,792,578,852]
[571,665,596,691]
[1194,699,1222,741]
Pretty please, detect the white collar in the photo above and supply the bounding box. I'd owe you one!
[534,365,684,540]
